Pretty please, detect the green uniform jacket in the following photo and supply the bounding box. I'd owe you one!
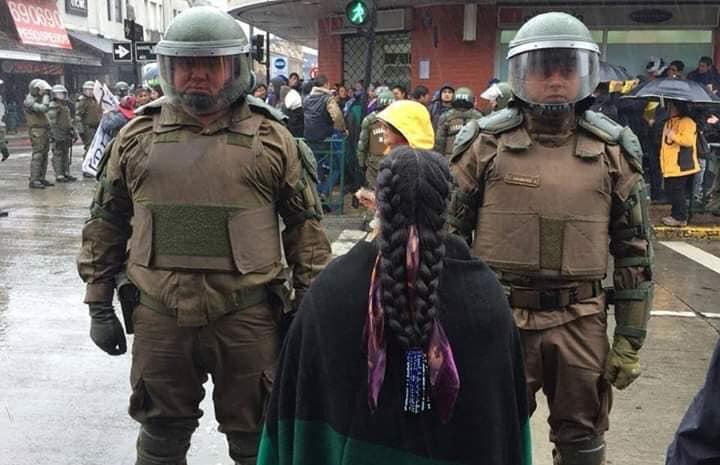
[77,99,332,326]
[75,95,102,133]
[356,111,379,168]
[434,108,483,157]
[48,101,74,143]
[23,94,49,128]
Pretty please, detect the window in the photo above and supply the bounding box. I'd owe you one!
[114,0,123,23]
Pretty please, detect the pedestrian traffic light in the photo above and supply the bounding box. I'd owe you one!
[251,34,265,64]
[346,0,369,26]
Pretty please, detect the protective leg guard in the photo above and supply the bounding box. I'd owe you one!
[227,431,260,465]
[135,420,195,465]
[553,436,606,465]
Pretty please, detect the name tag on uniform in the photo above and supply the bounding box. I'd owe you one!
[372,128,384,137]
[504,173,540,188]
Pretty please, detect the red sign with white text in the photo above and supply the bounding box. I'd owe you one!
[7,0,72,49]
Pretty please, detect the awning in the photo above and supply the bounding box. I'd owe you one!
[67,30,115,55]
[0,31,102,66]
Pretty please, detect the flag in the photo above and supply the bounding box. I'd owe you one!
[81,123,114,177]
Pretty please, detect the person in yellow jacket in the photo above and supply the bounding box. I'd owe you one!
[661,101,700,226]
[355,100,435,213]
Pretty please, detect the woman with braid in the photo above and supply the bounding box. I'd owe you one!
[258,147,532,465]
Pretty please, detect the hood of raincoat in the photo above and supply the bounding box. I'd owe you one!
[376,100,435,150]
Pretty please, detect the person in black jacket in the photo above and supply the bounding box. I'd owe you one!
[258,147,532,465]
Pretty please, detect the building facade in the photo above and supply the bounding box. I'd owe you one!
[230,1,720,98]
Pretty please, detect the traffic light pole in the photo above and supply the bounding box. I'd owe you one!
[360,1,376,119]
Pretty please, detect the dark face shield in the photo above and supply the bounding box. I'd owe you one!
[509,48,599,106]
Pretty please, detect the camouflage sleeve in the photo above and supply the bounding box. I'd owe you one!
[76,119,147,303]
[357,115,371,167]
[47,104,59,129]
[448,133,496,243]
[24,94,49,113]
[326,97,346,132]
[434,115,448,153]
[608,146,654,350]
[259,120,332,297]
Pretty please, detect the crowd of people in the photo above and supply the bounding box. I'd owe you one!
[1,5,718,465]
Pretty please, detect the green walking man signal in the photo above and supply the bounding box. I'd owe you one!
[346,0,369,26]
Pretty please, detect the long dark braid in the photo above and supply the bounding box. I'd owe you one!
[376,147,451,349]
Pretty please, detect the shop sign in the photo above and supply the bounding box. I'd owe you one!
[7,0,72,49]
[65,0,87,17]
[629,9,673,24]
[1,60,64,75]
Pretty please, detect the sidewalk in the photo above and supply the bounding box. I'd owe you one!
[5,129,30,149]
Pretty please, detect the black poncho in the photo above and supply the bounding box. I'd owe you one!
[258,236,532,465]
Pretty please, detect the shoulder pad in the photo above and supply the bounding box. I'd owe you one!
[48,101,59,108]
[451,119,480,160]
[134,96,165,116]
[246,95,288,124]
[476,107,523,135]
[580,110,643,173]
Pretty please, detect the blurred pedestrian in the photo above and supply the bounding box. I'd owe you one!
[687,56,720,94]
[669,60,685,79]
[661,101,700,226]
[48,84,77,182]
[253,83,268,101]
[304,74,347,200]
[281,84,303,138]
[429,84,454,129]
[24,79,53,189]
[391,84,407,100]
[134,87,152,107]
[258,147,531,465]
[411,85,431,105]
[100,95,136,139]
[288,72,301,91]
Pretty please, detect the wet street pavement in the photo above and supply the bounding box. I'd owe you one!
[1,143,719,465]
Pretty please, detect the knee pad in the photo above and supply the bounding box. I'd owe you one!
[226,431,260,465]
[553,435,606,465]
[136,420,195,465]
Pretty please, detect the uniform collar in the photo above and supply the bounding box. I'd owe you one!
[158,100,252,135]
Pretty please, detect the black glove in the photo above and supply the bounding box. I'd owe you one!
[1,147,9,162]
[89,302,127,355]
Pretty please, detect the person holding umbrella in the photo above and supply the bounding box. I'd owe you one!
[660,101,701,226]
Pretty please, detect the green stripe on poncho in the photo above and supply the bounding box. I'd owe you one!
[258,237,533,465]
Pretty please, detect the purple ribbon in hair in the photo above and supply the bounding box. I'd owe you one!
[364,225,460,423]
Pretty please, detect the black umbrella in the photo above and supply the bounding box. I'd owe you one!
[623,78,720,104]
[599,62,631,83]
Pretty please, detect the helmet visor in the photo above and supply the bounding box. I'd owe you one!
[158,54,252,115]
[509,48,599,105]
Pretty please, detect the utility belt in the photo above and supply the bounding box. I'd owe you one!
[506,281,604,311]
[138,285,269,318]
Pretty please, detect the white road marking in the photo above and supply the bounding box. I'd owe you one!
[331,229,368,256]
[660,241,720,275]
[330,234,719,318]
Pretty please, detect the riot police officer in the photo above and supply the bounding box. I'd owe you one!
[449,12,653,465]
[24,79,53,188]
[114,81,129,99]
[356,90,395,188]
[434,87,483,157]
[48,84,77,182]
[75,81,102,154]
[77,7,331,465]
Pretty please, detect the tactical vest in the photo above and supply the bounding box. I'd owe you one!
[474,127,612,280]
[444,110,477,155]
[79,97,102,126]
[24,96,49,128]
[127,112,282,274]
[303,93,334,141]
[368,118,385,156]
[51,103,73,129]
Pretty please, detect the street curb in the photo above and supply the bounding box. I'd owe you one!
[653,225,720,240]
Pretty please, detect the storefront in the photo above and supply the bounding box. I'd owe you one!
[231,1,720,97]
